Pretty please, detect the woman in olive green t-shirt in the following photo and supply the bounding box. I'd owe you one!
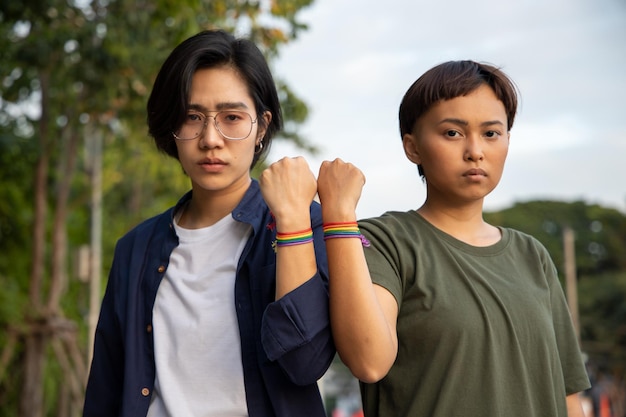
[316,60,590,417]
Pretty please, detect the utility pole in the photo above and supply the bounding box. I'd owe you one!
[86,127,103,368]
[563,226,580,344]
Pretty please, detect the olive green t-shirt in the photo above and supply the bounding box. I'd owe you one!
[358,211,590,417]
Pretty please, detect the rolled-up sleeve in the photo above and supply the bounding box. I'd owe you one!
[261,274,334,385]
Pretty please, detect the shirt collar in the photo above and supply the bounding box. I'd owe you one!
[169,180,266,229]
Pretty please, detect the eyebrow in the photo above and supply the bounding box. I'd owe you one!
[188,101,250,112]
[438,118,505,127]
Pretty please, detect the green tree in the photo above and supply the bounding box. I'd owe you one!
[578,271,626,375]
[0,1,315,415]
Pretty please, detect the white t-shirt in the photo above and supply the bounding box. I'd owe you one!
[147,213,251,417]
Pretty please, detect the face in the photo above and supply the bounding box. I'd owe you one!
[403,84,510,204]
[175,66,270,196]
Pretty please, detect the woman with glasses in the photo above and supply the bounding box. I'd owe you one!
[83,29,334,417]
[315,61,590,416]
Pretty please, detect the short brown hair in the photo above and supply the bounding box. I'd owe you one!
[398,60,519,177]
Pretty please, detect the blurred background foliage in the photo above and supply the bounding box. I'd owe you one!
[0,1,625,416]
[0,0,315,415]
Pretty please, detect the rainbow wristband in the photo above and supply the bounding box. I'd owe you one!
[323,222,371,247]
[323,222,360,239]
[275,228,314,247]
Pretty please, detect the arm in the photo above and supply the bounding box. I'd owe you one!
[566,393,586,417]
[317,158,398,383]
[259,157,334,384]
[259,156,318,299]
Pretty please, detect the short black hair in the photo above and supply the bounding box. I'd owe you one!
[147,29,282,167]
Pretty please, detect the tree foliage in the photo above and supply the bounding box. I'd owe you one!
[0,1,315,415]
[578,272,626,374]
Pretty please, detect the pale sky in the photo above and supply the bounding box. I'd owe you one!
[269,0,626,219]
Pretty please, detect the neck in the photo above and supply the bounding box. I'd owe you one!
[180,178,251,229]
[417,199,500,247]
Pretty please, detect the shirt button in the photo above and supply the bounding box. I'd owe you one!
[146,324,152,333]
[157,265,165,273]
[141,388,150,396]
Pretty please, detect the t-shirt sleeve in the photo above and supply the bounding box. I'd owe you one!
[541,243,591,394]
[359,216,405,308]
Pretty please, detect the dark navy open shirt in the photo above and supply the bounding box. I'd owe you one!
[83,180,335,417]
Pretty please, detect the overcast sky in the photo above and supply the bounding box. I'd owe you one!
[268,0,626,219]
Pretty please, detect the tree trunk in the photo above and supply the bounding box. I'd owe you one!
[86,126,103,367]
[21,69,50,417]
[20,333,46,417]
[29,69,50,315]
[563,226,580,344]
[48,128,79,313]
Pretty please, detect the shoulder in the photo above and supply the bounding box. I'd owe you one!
[357,211,429,264]
[115,206,174,251]
[359,210,419,230]
[359,210,427,242]
[502,227,551,255]
[498,227,557,274]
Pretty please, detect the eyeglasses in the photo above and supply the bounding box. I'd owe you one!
[173,110,258,141]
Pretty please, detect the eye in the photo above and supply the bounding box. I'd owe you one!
[219,111,246,123]
[445,129,460,138]
[186,111,204,123]
[484,130,502,139]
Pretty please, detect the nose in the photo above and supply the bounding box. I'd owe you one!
[197,117,224,148]
[464,136,484,162]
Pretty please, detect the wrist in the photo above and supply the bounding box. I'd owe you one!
[322,221,370,247]
[275,227,313,247]
[321,212,357,224]
[270,208,312,233]
[274,217,312,233]
[320,202,358,223]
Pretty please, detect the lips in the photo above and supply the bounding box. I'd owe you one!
[198,158,226,166]
[197,157,227,172]
[464,168,487,177]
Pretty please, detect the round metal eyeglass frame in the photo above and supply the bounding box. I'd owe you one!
[172,110,258,141]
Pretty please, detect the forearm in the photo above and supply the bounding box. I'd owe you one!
[316,158,397,382]
[566,393,586,417]
[258,156,319,299]
[326,236,397,382]
[273,212,318,299]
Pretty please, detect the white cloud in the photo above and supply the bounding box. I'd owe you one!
[271,0,626,217]
[512,115,592,152]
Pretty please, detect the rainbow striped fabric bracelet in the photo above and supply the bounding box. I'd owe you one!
[275,228,314,247]
[323,222,371,247]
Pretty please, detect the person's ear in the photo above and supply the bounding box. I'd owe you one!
[402,133,421,165]
[256,111,272,145]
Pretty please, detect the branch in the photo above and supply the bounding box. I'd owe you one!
[0,329,18,386]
